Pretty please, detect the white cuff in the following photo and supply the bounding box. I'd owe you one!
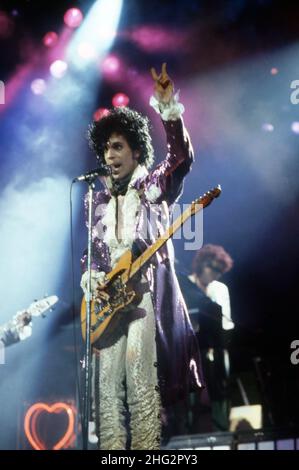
[12,312,33,341]
[18,324,33,341]
[149,91,185,121]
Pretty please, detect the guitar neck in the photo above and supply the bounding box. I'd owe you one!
[121,185,221,283]
[127,203,199,280]
[0,296,58,340]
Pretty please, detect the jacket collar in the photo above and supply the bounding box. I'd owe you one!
[100,164,148,195]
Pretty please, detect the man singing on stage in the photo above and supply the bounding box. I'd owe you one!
[80,63,202,450]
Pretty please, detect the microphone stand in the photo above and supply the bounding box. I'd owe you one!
[82,174,97,450]
[73,164,110,449]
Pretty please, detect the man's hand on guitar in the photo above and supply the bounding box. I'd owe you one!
[14,311,32,327]
[14,311,33,340]
[95,285,110,303]
[80,270,107,300]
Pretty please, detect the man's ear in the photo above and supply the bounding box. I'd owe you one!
[133,151,140,161]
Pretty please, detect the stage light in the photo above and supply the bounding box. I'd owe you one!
[128,26,184,53]
[66,0,123,70]
[102,54,120,75]
[270,67,279,75]
[291,121,299,134]
[77,42,96,60]
[43,32,58,48]
[262,123,274,132]
[64,8,83,29]
[49,60,68,79]
[98,27,117,42]
[112,92,129,107]
[93,108,110,121]
[31,79,47,95]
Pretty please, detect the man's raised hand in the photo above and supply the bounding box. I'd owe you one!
[151,62,174,103]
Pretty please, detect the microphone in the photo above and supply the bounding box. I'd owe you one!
[73,166,111,182]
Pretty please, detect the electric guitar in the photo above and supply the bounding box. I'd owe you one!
[81,185,221,347]
[0,295,59,343]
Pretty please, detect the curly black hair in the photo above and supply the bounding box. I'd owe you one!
[87,107,154,169]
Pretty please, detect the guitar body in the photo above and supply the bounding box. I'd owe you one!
[81,250,138,346]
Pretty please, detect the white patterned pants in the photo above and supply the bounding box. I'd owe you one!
[92,291,161,450]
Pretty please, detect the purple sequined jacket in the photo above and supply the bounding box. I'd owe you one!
[81,117,203,406]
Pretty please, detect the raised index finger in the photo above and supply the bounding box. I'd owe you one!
[150,67,159,81]
[161,62,167,78]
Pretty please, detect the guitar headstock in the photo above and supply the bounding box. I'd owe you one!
[190,185,221,215]
[26,295,59,317]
